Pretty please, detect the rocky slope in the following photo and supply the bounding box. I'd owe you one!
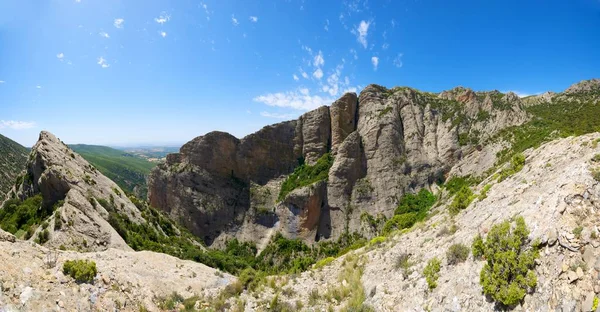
[0,228,233,311]
[5,131,145,251]
[149,84,529,247]
[233,132,600,312]
[0,133,28,201]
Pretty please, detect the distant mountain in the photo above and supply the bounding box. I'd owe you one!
[114,146,181,161]
[70,144,156,198]
[0,134,28,200]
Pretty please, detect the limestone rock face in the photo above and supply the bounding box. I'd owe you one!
[9,131,143,251]
[149,85,531,247]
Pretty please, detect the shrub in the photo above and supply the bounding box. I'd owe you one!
[278,153,333,201]
[573,226,583,239]
[63,259,97,283]
[476,216,538,306]
[446,243,470,265]
[449,186,474,215]
[423,257,441,290]
[314,257,335,269]
[383,189,436,234]
[471,234,484,259]
[592,168,600,182]
[395,253,412,278]
[35,229,50,244]
[368,236,386,246]
[592,154,600,162]
[54,211,62,230]
[478,184,492,201]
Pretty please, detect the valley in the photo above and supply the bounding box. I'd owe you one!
[1,79,600,311]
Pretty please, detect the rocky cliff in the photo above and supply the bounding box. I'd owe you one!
[0,133,28,201]
[149,84,530,247]
[6,131,144,251]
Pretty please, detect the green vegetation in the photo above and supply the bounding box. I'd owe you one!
[383,189,436,234]
[497,153,526,182]
[448,186,475,216]
[474,216,538,306]
[35,229,50,244]
[70,144,156,197]
[446,243,470,265]
[63,259,97,284]
[395,253,413,278]
[0,194,47,236]
[444,176,479,196]
[423,257,441,290]
[492,94,600,169]
[478,184,492,201]
[278,153,333,201]
[573,226,583,239]
[0,134,28,202]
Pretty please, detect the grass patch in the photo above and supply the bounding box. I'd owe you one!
[423,257,441,290]
[383,189,435,234]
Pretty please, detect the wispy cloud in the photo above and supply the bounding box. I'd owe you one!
[371,56,379,70]
[300,70,309,79]
[0,81,4,84]
[155,13,171,24]
[393,53,403,68]
[97,57,110,68]
[293,74,299,81]
[0,120,36,130]
[260,112,296,119]
[324,19,329,31]
[353,20,370,48]
[254,88,334,111]
[36,85,42,89]
[231,15,239,26]
[56,53,64,60]
[114,18,124,29]
[99,31,110,38]
[313,51,325,67]
[160,31,167,38]
[249,16,258,22]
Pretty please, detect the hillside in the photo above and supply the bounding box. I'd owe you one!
[70,144,156,198]
[0,133,28,201]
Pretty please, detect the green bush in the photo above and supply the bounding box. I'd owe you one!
[0,195,48,236]
[35,229,50,244]
[63,259,97,283]
[423,257,441,290]
[449,186,474,215]
[471,234,484,259]
[278,153,333,201]
[476,216,538,306]
[446,243,470,265]
[54,211,62,230]
[383,189,436,234]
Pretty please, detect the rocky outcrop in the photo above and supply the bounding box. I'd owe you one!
[9,131,144,251]
[565,78,600,94]
[149,84,531,247]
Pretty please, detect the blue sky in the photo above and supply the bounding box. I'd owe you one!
[1,0,599,147]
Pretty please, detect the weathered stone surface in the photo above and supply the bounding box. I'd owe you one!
[330,92,358,154]
[0,228,15,243]
[9,131,142,251]
[149,84,532,246]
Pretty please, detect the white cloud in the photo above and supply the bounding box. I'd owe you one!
[313,68,323,79]
[56,53,64,60]
[393,53,403,68]
[300,70,309,79]
[260,112,296,119]
[313,51,325,68]
[75,0,81,2]
[353,20,370,48]
[0,120,36,130]
[160,31,167,38]
[371,56,379,70]
[293,74,299,81]
[200,3,210,20]
[350,49,358,60]
[99,31,110,38]
[97,57,110,68]
[324,19,329,31]
[0,81,4,84]
[382,43,389,50]
[249,16,258,22]
[155,13,171,24]
[114,18,124,29]
[231,15,239,26]
[254,89,334,111]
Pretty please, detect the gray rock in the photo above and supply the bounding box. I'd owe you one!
[569,270,579,283]
[549,229,559,246]
[582,292,595,311]
[584,247,596,266]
